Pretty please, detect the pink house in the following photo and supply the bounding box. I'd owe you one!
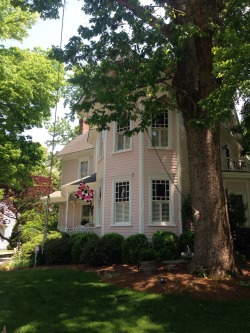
[50,107,250,239]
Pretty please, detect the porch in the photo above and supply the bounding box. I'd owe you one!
[57,223,95,235]
[221,158,250,172]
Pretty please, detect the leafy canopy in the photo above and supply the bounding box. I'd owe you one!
[58,0,250,133]
[0,0,65,189]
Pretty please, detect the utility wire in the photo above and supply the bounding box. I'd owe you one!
[145,127,184,197]
[41,0,66,253]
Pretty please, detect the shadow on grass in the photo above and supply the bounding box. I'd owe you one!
[0,269,249,333]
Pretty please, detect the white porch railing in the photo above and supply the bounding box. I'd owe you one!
[57,224,95,235]
[222,158,250,172]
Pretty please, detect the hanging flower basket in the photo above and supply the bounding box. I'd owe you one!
[75,182,93,203]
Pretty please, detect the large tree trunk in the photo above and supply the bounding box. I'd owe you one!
[184,123,237,276]
[170,0,238,276]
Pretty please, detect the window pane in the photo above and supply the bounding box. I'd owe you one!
[152,130,160,146]
[117,121,130,132]
[116,121,131,151]
[152,180,169,200]
[160,129,168,147]
[124,136,131,149]
[162,203,169,221]
[152,202,160,222]
[80,161,88,178]
[115,181,130,223]
[115,202,129,222]
[116,181,129,202]
[152,111,168,147]
[117,133,124,150]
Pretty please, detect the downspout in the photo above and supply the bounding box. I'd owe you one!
[177,112,183,235]
[102,131,107,236]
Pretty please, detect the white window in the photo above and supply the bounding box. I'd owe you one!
[151,111,168,148]
[114,180,130,224]
[115,121,131,152]
[81,205,90,225]
[151,179,170,224]
[80,160,88,178]
[97,131,104,160]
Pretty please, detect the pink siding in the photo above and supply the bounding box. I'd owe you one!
[102,124,141,237]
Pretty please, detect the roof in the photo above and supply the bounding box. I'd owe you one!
[56,130,93,157]
[68,173,96,186]
[41,174,97,204]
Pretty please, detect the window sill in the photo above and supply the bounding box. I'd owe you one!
[110,223,132,227]
[148,223,176,227]
[112,148,132,154]
[148,147,173,150]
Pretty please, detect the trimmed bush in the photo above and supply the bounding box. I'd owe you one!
[101,233,125,264]
[70,233,100,264]
[80,236,103,266]
[43,235,72,265]
[21,234,44,260]
[122,234,149,265]
[179,232,194,253]
[152,231,179,260]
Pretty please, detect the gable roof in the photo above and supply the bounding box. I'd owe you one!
[56,130,93,157]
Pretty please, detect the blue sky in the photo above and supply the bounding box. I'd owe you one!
[7,0,88,145]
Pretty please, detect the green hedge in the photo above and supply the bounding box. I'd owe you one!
[122,234,149,265]
[152,231,179,260]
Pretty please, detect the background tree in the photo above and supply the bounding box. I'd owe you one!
[0,0,64,189]
[45,117,79,149]
[0,174,58,248]
[57,0,250,276]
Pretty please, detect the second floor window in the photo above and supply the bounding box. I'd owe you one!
[80,160,88,178]
[97,131,104,160]
[151,111,168,148]
[115,121,131,152]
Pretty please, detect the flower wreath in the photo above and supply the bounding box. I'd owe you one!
[75,182,94,203]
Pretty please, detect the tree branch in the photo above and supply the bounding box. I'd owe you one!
[115,0,172,37]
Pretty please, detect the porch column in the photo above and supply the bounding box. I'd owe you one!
[72,201,76,227]
[65,192,70,231]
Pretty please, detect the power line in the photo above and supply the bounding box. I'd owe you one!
[41,0,66,253]
[145,127,184,197]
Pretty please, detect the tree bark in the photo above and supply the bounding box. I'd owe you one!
[170,0,238,276]
[183,123,237,276]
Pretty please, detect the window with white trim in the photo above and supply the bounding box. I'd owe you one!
[114,180,130,223]
[97,131,104,160]
[151,111,168,148]
[80,160,88,178]
[115,121,131,152]
[151,179,170,224]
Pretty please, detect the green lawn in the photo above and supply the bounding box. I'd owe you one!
[0,268,249,333]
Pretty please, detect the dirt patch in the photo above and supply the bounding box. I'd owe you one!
[36,261,250,301]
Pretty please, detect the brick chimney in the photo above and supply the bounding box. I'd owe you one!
[79,118,89,134]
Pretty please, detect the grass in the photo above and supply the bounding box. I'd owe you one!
[0,268,250,333]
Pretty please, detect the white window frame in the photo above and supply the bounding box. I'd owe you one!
[111,175,132,226]
[97,131,104,161]
[148,174,174,226]
[79,157,89,179]
[150,110,172,149]
[113,121,132,153]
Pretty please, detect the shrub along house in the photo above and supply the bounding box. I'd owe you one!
[47,101,250,240]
